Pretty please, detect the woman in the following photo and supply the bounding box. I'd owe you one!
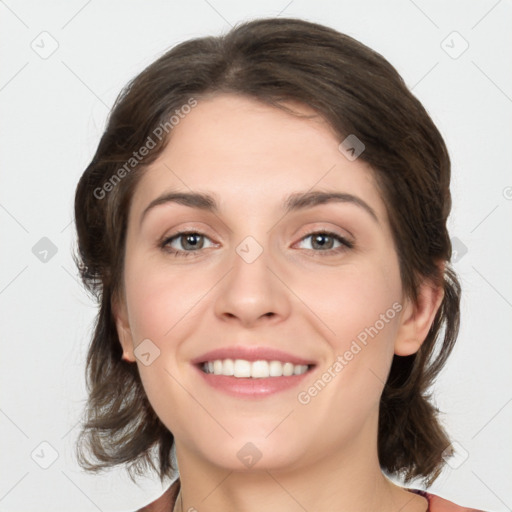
[74,17,485,512]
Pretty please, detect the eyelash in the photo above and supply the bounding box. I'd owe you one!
[159,229,354,258]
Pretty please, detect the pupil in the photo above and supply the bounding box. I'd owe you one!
[313,234,332,250]
[184,234,202,249]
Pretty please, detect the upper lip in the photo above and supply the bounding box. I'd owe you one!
[191,346,316,366]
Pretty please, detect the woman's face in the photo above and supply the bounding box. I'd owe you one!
[115,93,418,472]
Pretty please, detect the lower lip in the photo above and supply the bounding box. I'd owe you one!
[194,365,314,398]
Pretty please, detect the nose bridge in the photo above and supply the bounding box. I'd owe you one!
[230,231,275,296]
[224,195,277,270]
[213,228,290,324]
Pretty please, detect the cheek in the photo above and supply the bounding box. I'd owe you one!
[122,258,211,433]
[296,262,402,406]
[299,261,402,347]
[124,256,212,343]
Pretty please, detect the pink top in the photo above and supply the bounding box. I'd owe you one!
[136,480,487,511]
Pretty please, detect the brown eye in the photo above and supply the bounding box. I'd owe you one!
[296,231,354,254]
[160,231,214,257]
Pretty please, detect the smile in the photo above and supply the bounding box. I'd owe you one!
[201,359,311,378]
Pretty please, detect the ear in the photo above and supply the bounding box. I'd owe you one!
[112,292,136,363]
[394,264,445,356]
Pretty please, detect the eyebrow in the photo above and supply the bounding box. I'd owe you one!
[139,190,379,226]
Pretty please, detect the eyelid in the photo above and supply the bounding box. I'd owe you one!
[296,225,354,244]
[158,222,217,243]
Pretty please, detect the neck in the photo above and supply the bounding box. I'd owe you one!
[173,421,427,512]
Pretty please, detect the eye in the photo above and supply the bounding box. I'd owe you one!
[160,229,354,258]
[160,231,215,257]
[295,230,354,255]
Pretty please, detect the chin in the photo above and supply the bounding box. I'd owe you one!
[196,433,308,473]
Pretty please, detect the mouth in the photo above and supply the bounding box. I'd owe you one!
[198,358,315,378]
[192,347,317,398]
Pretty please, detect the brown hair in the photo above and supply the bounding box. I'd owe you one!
[74,17,461,486]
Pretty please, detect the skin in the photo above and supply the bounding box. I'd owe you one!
[114,94,443,512]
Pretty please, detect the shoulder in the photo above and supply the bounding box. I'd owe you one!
[136,479,180,512]
[411,489,488,512]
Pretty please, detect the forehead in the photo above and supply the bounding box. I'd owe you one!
[130,94,387,222]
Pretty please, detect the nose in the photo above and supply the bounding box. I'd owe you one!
[213,240,292,328]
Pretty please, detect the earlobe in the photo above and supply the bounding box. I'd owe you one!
[394,272,445,357]
[112,294,136,363]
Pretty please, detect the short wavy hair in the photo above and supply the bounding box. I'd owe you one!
[74,17,461,486]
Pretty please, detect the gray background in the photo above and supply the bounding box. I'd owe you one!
[1,1,511,511]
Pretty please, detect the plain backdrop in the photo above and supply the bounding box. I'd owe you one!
[1,1,511,511]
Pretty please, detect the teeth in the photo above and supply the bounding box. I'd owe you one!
[222,358,234,376]
[283,362,294,376]
[202,359,309,378]
[233,359,251,377]
[269,360,283,377]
